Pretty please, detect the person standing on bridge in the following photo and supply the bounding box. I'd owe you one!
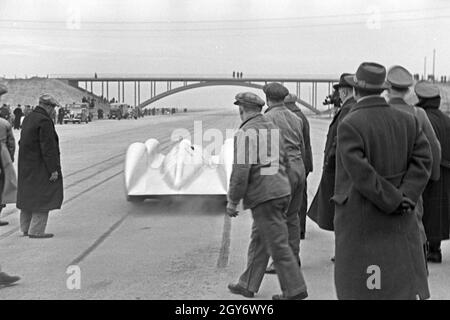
[17,94,63,239]
[261,83,305,275]
[227,92,308,300]
[284,93,313,240]
[307,73,356,262]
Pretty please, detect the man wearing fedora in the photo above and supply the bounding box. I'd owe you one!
[333,62,432,299]
[17,94,64,239]
[386,66,442,263]
[415,81,450,264]
[308,74,356,245]
[284,93,313,240]
[0,83,21,286]
[227,92,308,300]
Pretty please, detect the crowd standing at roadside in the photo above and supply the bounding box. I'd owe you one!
[227,61,450,300]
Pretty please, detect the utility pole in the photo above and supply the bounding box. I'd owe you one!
[424,56,427,80]
[432,48,436,83]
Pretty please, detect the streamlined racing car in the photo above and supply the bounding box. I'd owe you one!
[124,138,234,201]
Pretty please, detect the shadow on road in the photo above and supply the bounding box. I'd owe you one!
[126,195,227,217]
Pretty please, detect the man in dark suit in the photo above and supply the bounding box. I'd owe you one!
[17,94,64,239]
[307,73,356,261]
[334,62,432,299]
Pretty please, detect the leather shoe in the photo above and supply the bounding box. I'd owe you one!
[228,283,254,298]
[29,233,54,239]
[0,272,20,286]
[0,220,9,227]
[272,291,308,300]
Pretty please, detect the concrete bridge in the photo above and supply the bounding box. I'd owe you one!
[57,76,339,114]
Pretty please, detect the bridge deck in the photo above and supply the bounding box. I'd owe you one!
[57,77,338,83]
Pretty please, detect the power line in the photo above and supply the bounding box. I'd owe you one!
[0,6,449,26]
[0,13,449,34]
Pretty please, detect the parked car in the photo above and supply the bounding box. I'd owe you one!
[109,103,129,120]
[63,103,89,124]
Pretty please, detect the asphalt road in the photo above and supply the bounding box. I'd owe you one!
[0,110,448,300]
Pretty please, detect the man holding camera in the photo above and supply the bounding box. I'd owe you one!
[308,73,355,238]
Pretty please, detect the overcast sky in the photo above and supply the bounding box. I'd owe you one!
[1,0,450,78]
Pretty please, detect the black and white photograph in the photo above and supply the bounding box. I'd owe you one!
[1,0,450,306]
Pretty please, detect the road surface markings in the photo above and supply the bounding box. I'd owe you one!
[68,211,130,266]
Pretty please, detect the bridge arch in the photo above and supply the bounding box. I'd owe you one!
[138,80,319,114]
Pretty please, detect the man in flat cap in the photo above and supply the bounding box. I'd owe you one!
[227,92,308,300]
[415,81,450,264]
[334,62,432,299]
[0,83,21,286]
[283,93,312,241]
[262,83,306,275]
[387,65,442,262]
[17,94,63,239]
[308,73,356,260]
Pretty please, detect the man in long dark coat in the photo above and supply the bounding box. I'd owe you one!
[415,81,450,263]
[284,93,312,240]
[13,105,23,130]
[334,62,432,300]
[17,94,63,239]
[386,66,441,262]
[307,73,356,235]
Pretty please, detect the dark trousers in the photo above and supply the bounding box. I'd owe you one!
[238,196,307,297]
[286,160,305,261]
[298,178,308,237]
[429,240,441,252]
[20,210,49,235]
